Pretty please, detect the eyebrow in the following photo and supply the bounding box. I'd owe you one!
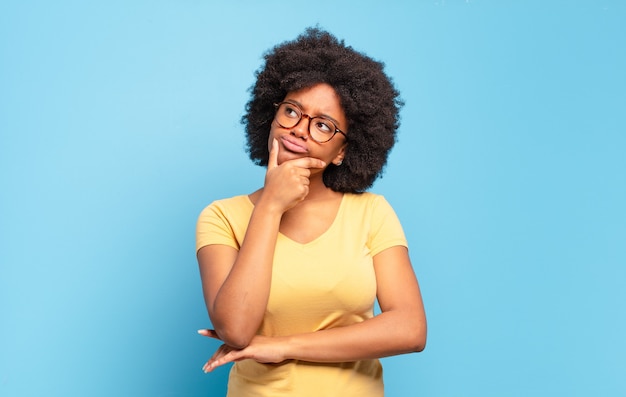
[284,99,343,129]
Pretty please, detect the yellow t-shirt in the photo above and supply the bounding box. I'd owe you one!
[196,192,408,397]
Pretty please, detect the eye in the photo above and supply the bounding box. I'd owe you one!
[283,104,300,119]
[314,118,334,133]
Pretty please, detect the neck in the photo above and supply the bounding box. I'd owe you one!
[302,174,339,201]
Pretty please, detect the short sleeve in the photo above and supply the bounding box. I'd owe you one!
[368,195,408,257]
[195,201,240,252]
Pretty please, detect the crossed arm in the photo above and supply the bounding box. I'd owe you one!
[197,140,426,371]
[197,241,426,372]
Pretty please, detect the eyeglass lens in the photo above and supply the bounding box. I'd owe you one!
[275,103,338,143]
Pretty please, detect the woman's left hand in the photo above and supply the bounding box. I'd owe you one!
[198,329,288,373]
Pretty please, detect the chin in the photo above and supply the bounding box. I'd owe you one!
[277,152,302,165]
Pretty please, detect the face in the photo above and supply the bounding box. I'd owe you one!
[268,83,348,167]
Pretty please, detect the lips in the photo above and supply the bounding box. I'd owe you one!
[280,136,308,154]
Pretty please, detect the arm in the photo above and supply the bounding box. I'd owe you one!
[284,245,426,361]
[198,140,326,349]
[197,204,281,349]
[200,245,426,370]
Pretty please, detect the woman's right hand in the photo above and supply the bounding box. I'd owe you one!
[260,139,326,213]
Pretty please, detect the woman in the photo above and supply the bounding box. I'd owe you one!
[196,27,426,396]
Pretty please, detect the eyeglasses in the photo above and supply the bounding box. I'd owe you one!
[273,102,347,143]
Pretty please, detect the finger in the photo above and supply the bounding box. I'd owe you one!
[205,349,243,372]
[287,166,310,179]
[203,345,230,372]
[267,138,279,169]
[212,345,230,361]
[288,156,326,169]
[301,185,309,199]
[197,329,221,340]
[210,344,230,362]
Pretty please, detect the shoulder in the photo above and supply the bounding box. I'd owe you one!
[342,192,394,211]
[198,195,253,221]
[196,195,254,251]
[338,192,407,253]
[201,194,252,212]
[340,192,401,226]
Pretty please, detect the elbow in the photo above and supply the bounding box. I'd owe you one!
[413,334,427,353]
[387,309,427,354]
[212,324,256,349]
[209,308,260,349]
[406,329,426,353]
[216,331,253,350]
[406,319,427,353]
[223,336,252,350]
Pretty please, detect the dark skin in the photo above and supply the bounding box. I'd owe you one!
[197,83,426,372]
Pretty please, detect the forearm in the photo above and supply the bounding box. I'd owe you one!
[283,309,426,363]
[210,202,282,347]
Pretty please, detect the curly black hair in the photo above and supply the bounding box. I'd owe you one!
[242,27,403,193]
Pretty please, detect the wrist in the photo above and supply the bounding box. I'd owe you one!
[255,193,287,216]
[281,334,299,361]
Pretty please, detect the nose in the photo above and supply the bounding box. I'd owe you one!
[290,114,311,140]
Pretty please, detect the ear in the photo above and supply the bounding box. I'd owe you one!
[332,143,347,166]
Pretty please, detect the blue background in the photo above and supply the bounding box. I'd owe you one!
[1,1,624,396]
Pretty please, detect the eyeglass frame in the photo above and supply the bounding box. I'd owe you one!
[273,101,347,143]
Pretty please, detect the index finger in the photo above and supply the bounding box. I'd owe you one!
[287,156,327,169]
[267,139,279,169]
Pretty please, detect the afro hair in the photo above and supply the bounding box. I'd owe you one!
[242,27,403,193]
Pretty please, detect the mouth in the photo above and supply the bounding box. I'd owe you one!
[280,136,308,154]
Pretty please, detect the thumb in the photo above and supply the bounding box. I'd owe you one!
[268,138,279,169]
